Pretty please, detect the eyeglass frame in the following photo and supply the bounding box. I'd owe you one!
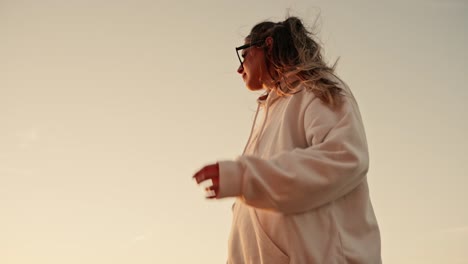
[235,39,265,66]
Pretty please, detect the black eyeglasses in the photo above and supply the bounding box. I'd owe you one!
[235,40,265,66]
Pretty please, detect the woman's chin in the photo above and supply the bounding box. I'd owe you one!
[246,87,263,92]
[245,81,263,91]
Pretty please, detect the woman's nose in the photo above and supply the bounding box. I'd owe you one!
[237,64,244,74]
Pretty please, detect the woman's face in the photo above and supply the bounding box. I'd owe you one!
[237,41,273,91]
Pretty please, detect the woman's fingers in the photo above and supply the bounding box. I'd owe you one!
[193,163,220,198]
[205,184,219,199]
[193,167,208,183]
[205,182,219,192]
[193,163,219,184]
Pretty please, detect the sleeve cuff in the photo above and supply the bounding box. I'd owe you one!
[217,160,244,198]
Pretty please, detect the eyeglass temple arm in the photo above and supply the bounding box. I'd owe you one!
[235,39,265,51]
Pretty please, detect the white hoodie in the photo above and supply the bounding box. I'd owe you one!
[218,80,381,264]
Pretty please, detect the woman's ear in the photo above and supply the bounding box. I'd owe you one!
[265,36,274,53]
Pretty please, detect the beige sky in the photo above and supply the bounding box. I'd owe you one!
[1,0,467,263]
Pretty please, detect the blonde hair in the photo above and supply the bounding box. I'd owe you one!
[247,16,343,107]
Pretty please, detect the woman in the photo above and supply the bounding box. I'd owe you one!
[193,16,381,264]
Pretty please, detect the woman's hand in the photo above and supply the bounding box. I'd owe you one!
[193,163,220,199]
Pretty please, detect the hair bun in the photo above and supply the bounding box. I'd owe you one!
[284,16,304,33]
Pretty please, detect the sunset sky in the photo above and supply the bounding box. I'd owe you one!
[1,0,467,263]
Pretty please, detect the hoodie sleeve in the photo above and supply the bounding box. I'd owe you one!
[217,95,369,214]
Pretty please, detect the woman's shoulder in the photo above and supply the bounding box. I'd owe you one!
[294,78,359,116]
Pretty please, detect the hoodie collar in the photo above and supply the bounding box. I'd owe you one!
[256,75,302,107]
[256,90,281,107]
